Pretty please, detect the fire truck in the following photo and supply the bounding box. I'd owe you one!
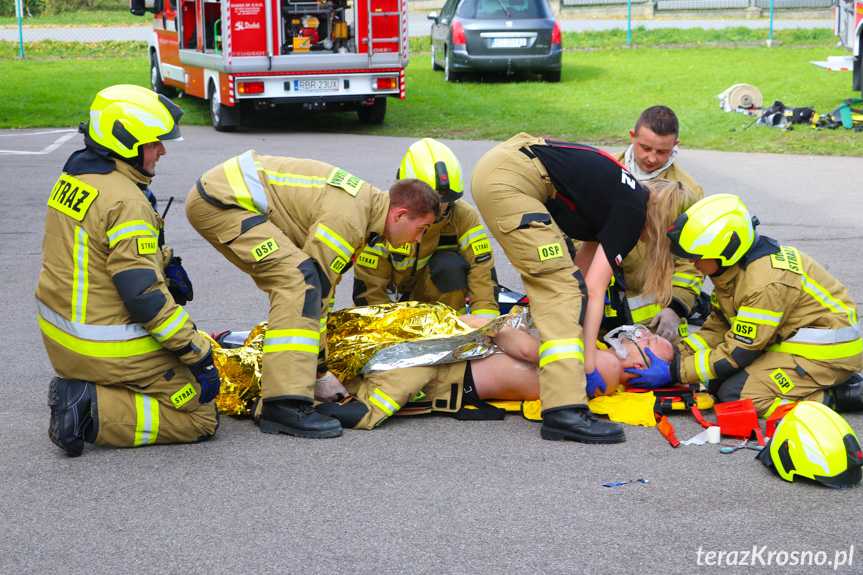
[130,0,408,131]
[830,0,863,98]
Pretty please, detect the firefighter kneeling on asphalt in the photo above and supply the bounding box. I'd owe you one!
[37,85,221,457]
[185,153,440,439]
[627,194,863,417]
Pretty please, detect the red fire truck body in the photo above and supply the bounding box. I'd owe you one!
[131,0,408,130]
[835,0,863,97]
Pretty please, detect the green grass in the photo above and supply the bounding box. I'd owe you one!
[0,1,143,27]
[1,39,859,156]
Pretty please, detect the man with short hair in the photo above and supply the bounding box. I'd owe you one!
[609,105,706,342]
[186,154,440,438]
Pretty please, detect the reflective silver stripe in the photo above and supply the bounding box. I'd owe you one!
[37,300,150,341]
[627,294,657,310]
[150,308,189,342]
[363,244,385,256]
[238,151,268,213]
[106,222,155,246]
[783,322,862,345]
[459,226,486,250]
[72,226,88,323]
[392,257,416,271]
[416,253,432,270]
[136,393,157,446]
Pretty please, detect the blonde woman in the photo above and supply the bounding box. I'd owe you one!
[471,133,698,444]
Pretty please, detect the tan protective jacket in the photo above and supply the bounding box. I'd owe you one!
[610,151,704,326]
[195,152,390,302]
[353,200,499,317]
[676,245,862,384]
[36,161,210,387]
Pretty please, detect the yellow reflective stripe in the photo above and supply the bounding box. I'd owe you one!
[262,328,319,354]
[458,225,486,250]
[392,257,416,271]
[320,316,327,334]
[801,274,858,324]
[72,226,89,323]
[471,309,500,319]
[416,253,432,270]
[762,397,792,419]
[39,315,163,357]
[672,272,703,295]
[767,338,863,361]
[369,388,400,416]
[631,303,662,323]
[150,307,189,342]
[538,338,584,368]
[683,333,709,353]
[223,156,262,214]
[264,168,328,189]
[737,306,783,326]
[694,350,715,382]
[106,220,157,247]
[315,224,354,261]
[134,393,159,446]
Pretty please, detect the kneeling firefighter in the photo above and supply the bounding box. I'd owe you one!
[352,138,500,319]
[627,194,863,417]
[37,85,221,457]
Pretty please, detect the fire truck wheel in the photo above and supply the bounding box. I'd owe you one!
[357,98,386,125]
[209,81,238,132]
[150,53,176,98]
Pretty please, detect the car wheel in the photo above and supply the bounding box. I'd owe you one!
[542,70,561,83]
[150,52,176,97]
[209,80,238,132]
[431,40,443,71]
[444,48,460,83]
[357,97,387,124]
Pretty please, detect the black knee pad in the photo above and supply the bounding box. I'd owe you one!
[428,252,469,293]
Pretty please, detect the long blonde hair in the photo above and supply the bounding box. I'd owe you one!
[638,179,700,306]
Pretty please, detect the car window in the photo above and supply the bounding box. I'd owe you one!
[456,0,552,20]
[442,0,459,19]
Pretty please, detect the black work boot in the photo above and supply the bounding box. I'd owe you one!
[826,373,863,413]
[48,377,97,457]
[540,407,625,444]
[260,399,342,438]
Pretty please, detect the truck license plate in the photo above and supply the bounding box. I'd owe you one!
[490,37,527,48]
[294,79,339,92]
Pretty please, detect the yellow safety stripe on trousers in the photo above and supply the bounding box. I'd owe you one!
[682,333,710,353]
[694,350,715,382]
[768,337,863,360]
[458,225,487,251]
[150,307,190,342]
[37,302,163,357]
[223,151,267,214]
[538,338,584,368]
[672,272,703,295]
[134,392,159,446]
[736,306,783,326]
[369,388,401,417]
[314,223,354,261]
[106,220,157,248]
[471,309,501,319]
[262,329,320,354]
[72,226,89,323]
[263,168,328,189]
[762,397,793,419]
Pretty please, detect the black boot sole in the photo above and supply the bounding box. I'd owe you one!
[48,377,84,457]
[259,419,343,439]
[540,425,625,444]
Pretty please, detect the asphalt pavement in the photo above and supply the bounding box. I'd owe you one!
[2,127,862,574]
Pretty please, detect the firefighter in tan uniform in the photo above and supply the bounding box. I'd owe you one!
[628,194,863,417]
[471,133,699,443]
[186,154,439,438]
[37,85,221,457]
[608,106,705,341]
[353,139,499,318]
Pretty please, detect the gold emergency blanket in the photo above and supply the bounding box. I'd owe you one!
[327,302,532,381]
[205,325,267,416]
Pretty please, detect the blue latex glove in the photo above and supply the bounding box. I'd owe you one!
[625,348,672,389]
[189,351,221,404]
[585,368,607,398]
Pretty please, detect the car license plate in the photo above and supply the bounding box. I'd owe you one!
[293,79,339,92]
[490,37,527,48]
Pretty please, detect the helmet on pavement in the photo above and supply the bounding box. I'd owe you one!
[756,401,863,488]
[666,194,757,266]
[397,138,463,203]
[88,84,183,159]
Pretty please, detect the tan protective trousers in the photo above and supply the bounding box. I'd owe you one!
[710,350,855,416]
[93,363,218,447]
[185,190,321,401]
[471,139,589,411]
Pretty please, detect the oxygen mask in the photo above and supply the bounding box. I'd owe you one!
[604,324,651,366]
